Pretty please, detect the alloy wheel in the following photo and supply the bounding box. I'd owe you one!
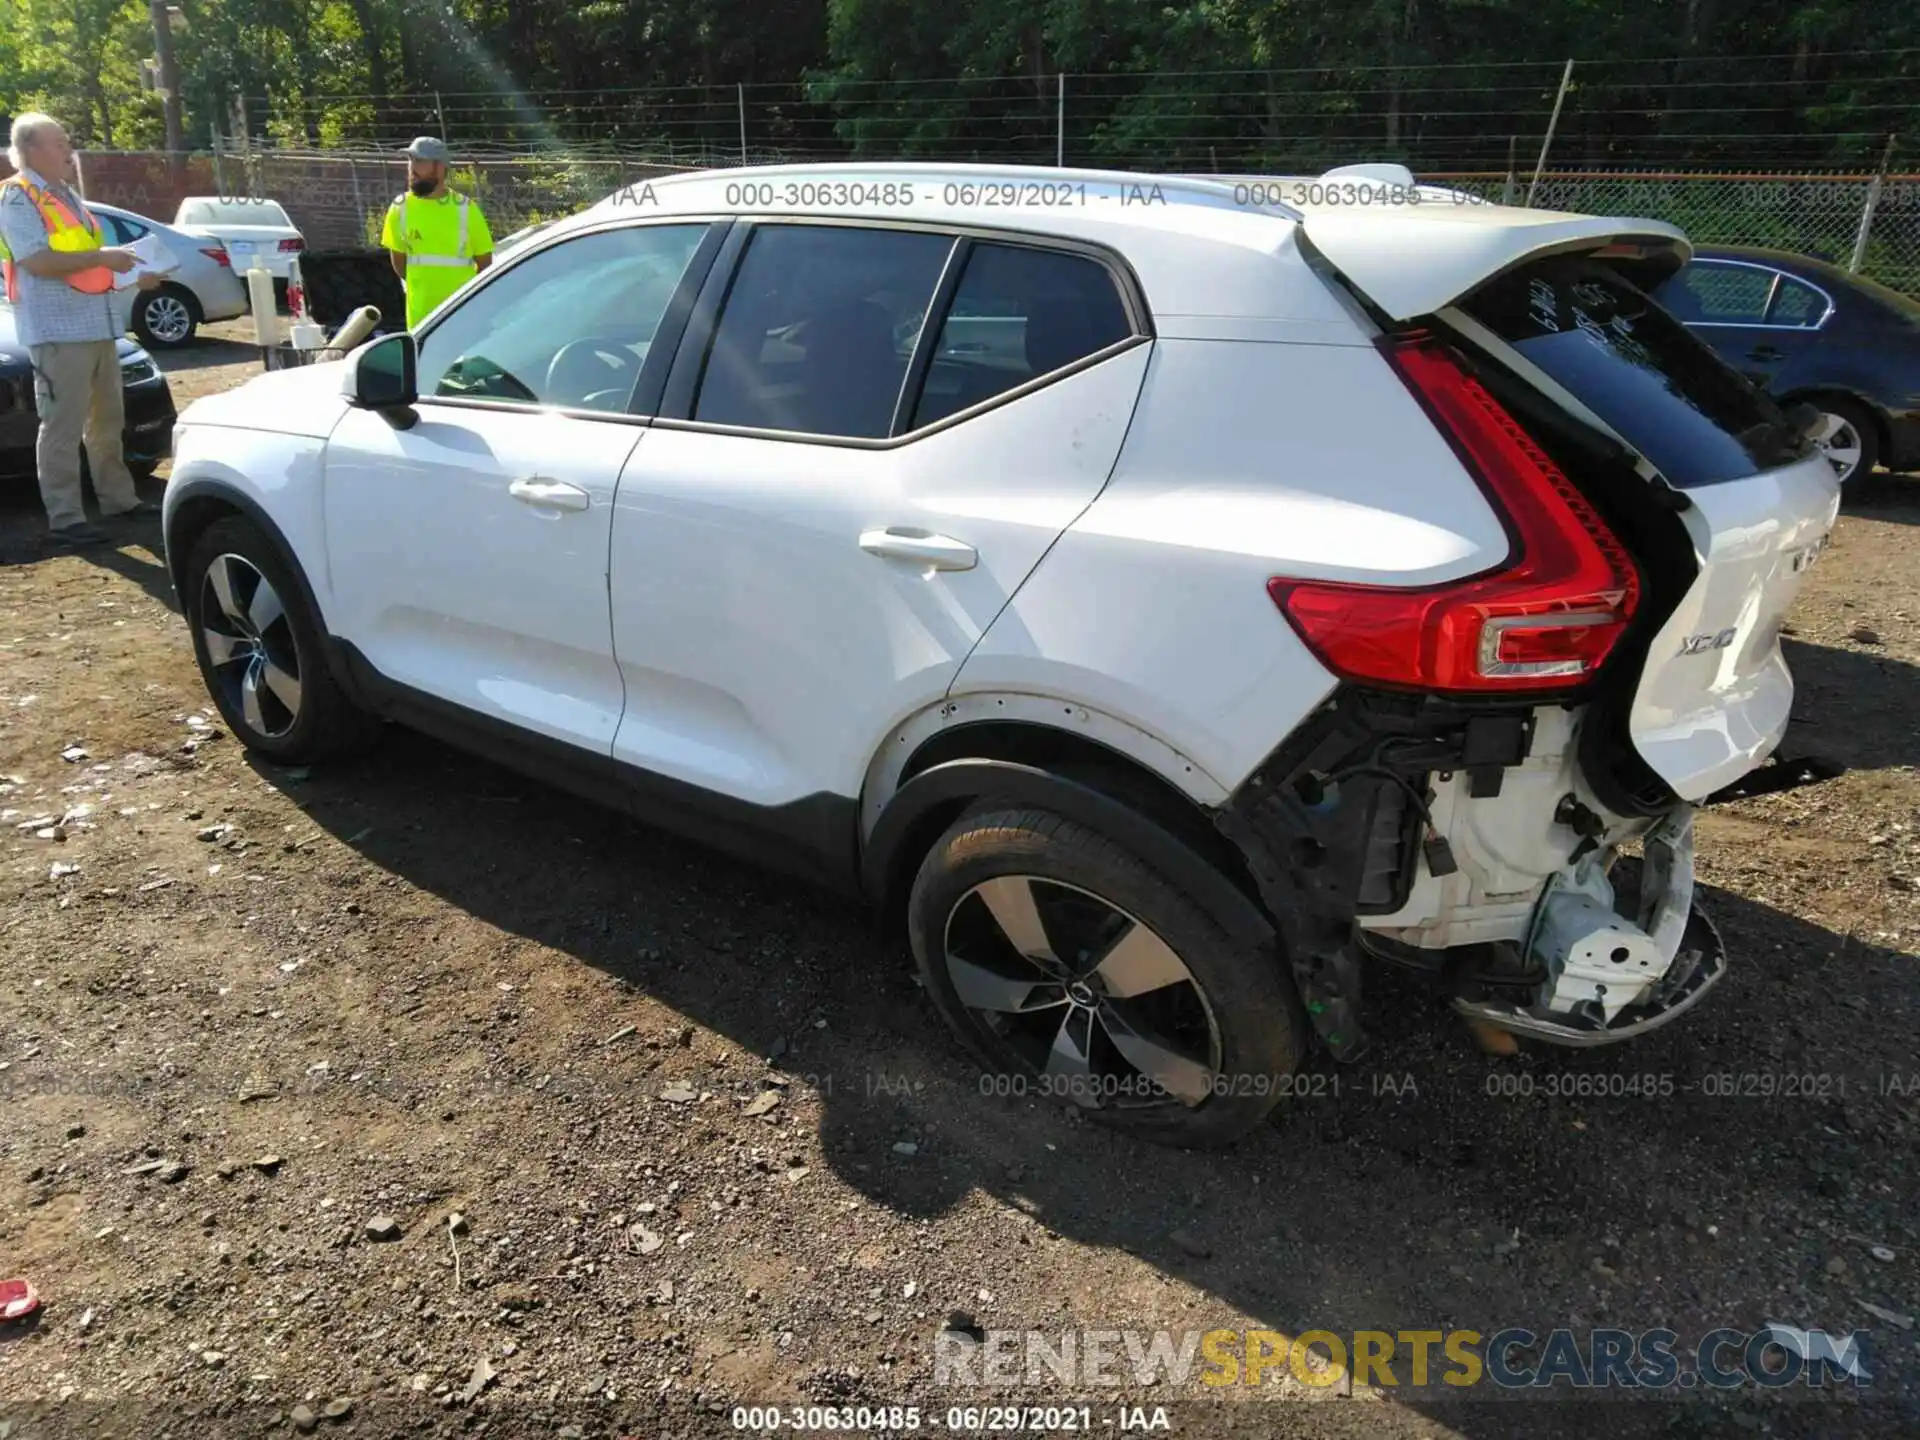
[1812,410,1864,483]
[142,293,193,345]
[941,875,1223,1110]
[199,554,303,739]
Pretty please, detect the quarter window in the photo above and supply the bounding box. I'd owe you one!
[693,224,954,440]
[415,223,710,412]
[912,242,1133,428]
[1768,276,1828,328]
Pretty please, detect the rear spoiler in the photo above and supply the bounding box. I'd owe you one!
[1301,209,1692,321]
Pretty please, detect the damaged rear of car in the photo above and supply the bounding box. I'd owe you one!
[1227,205,1840,1059]
[899,180,1844,1147]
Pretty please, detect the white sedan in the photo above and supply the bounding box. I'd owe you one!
[173,196,306,283]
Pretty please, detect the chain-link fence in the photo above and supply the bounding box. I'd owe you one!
[1433,170,1920,298]
[66,147,1920,297]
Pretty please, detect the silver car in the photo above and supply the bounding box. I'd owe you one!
[86,202,249,349]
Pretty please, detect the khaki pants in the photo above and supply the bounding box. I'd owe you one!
[30,340,141,531]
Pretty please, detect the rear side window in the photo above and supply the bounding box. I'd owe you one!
[1464,259,1809,487]
[694,225,954,440]
[1657,261,1773,323]
[912,243,1133,428]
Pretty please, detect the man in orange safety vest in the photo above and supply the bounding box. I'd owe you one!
[0,113,161,546]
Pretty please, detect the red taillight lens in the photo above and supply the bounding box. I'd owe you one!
[201,247,230,267]
[278,238,304,252]
[1270,331,1640,693]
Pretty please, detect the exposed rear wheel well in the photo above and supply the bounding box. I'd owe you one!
[873,721,1263,936]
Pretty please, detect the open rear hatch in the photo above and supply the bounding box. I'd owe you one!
[1306,199,1841,804]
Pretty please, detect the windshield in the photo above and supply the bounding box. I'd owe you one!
[180,198,292,227]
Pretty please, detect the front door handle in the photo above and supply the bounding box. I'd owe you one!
[1746,344,1783,363]
[509,477,591,513]
[859,527,978,572]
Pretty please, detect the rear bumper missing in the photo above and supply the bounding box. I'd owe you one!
[1451,897,1727,1046]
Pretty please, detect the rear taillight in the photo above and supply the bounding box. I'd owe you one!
[201,247,230,267]
[1270,331,1640,694]
[278,238,304,253]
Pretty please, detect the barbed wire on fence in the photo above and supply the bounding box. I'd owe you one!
[68,141,1917,299]
[214,53,1919,176]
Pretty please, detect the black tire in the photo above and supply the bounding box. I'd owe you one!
[132,283,201,349]
[1809,396,1878,486]
[182,515,380,763]
[907,805,1306,1148]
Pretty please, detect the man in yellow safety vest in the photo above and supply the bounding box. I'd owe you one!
[381,136,494,330]
[0,112,163,547]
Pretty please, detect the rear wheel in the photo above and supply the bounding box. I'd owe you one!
[1809,397,1877,485]
[182,515,379,763]
[907,805,1305,1148]
[133,284,200,349]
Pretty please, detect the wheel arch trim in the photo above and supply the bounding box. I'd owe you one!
[164,480,329,640]
[860,692,1230,838]
[861,757,1273,951]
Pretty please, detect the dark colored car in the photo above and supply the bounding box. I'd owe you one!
[0,300,177,479]
[1651,245,1920,484]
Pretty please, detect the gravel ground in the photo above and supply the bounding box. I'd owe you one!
[0,332,1916,1440]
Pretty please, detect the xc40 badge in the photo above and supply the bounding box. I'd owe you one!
[1680,627,1738,655]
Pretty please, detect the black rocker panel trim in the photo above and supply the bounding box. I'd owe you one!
[330,641,863,897]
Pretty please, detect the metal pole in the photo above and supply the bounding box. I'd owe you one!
[1056,73,1065,167]
[1526,59,1574,209]
[148,0,185,165]
[1849,132,1898,274]
[1502,135,1517,205]
[738,83,748,165]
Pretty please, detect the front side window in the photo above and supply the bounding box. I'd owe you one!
[416,223,710,412]
[693,224,954,440]
[913,242,1133,428]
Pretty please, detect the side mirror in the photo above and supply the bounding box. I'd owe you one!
[343,332,417,410]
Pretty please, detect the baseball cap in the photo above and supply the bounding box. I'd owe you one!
[406,136,450,162]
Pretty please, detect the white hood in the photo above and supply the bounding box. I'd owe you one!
[179,359,350,438]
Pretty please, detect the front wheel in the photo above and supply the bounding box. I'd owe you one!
[132,284,199,348]
[907,806,1306,1148]
[182,515,380,763]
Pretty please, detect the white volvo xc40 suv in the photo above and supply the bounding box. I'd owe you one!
[161,162,1838,1147]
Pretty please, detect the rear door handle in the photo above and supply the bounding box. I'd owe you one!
[509,477,591,513]
[1746,345,1783,363]
[859,527,978,572]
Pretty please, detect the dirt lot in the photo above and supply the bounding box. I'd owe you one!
[1,330,1917,1439]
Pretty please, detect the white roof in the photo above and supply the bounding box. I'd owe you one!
[554,161,1689,324]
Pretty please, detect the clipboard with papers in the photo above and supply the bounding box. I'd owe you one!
[111,232,180,290]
